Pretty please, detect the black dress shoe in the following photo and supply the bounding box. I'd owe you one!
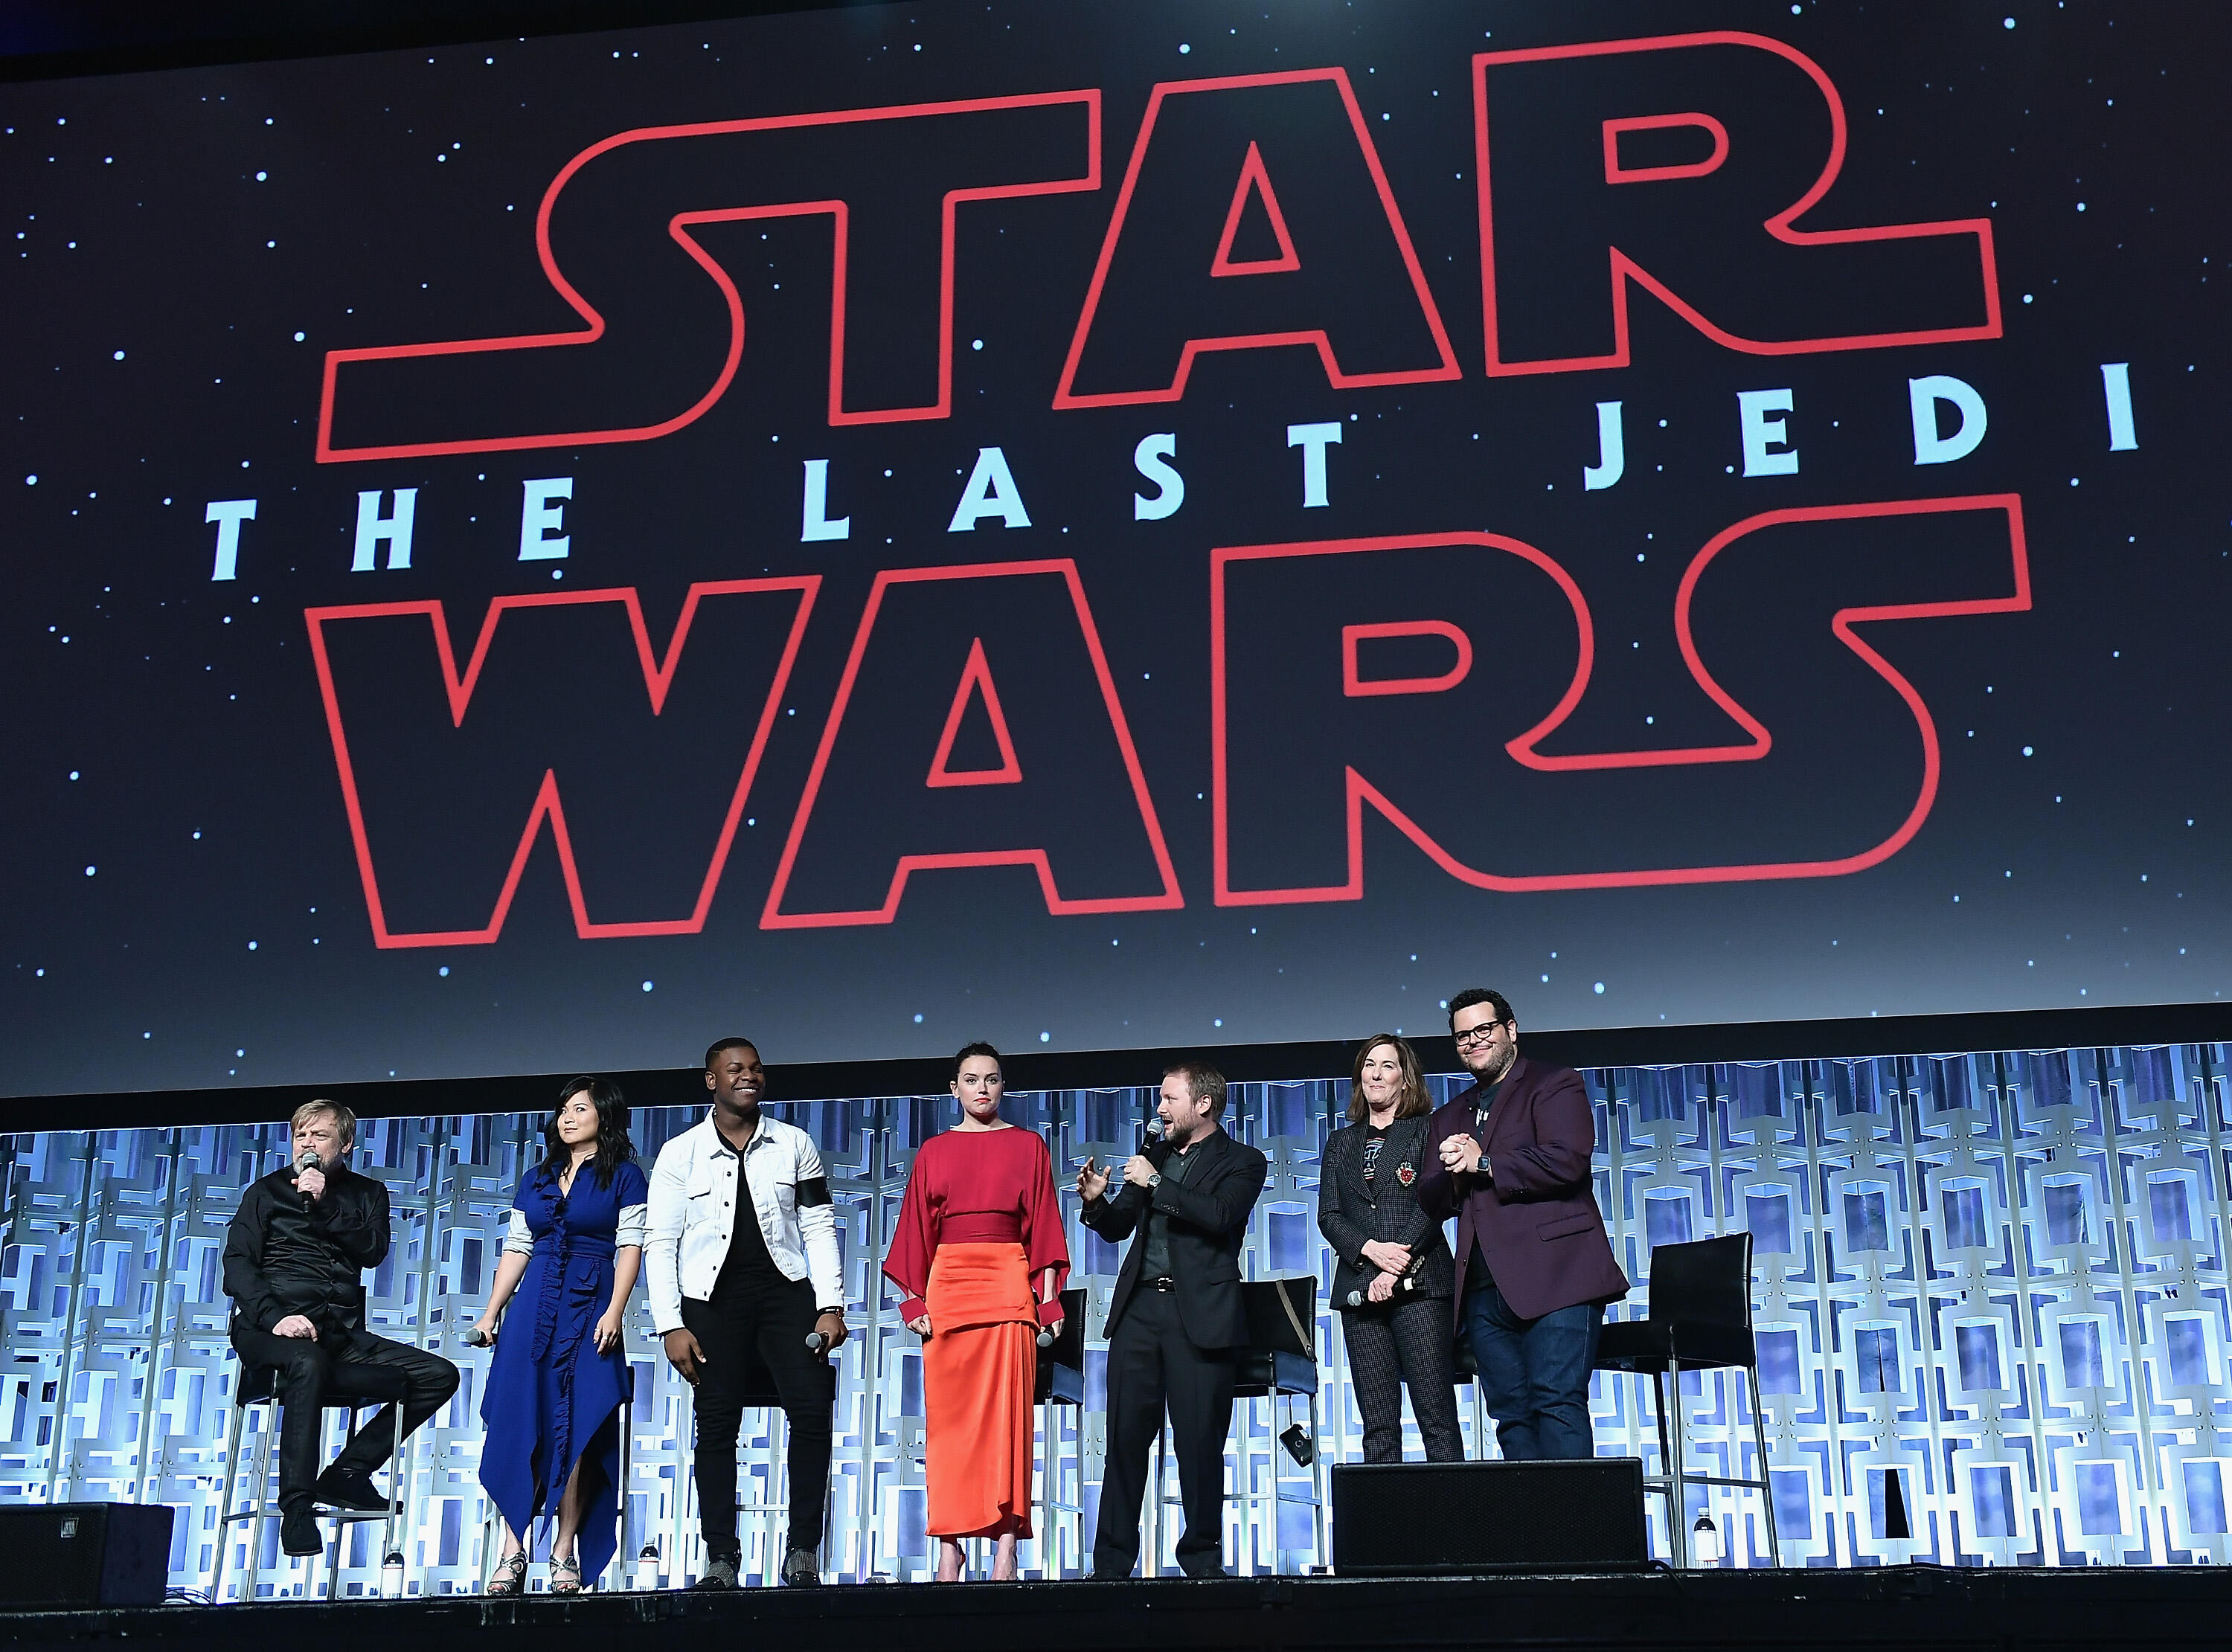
[280,1505,324,1558]
[780,1548,821,1587]
[313,1467,389,1511]
[692,1555,739,1590]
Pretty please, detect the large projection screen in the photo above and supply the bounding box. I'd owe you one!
[5,1,2227,1094]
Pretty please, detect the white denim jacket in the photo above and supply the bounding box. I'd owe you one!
[644,1111,844,1332]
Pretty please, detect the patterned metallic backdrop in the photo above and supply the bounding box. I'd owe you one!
[4,1044,2228,1594]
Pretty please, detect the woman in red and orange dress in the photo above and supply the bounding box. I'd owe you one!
[883,1042,1069,1581]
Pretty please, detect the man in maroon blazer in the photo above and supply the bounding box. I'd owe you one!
[1415,989,1629,1460]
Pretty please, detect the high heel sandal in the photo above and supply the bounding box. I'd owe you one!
[487,1550,527,1595]
[550,1555,583,1595]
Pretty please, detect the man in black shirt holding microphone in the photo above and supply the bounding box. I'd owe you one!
[1077,1061,1266,1580]
[223,1101,460,1558]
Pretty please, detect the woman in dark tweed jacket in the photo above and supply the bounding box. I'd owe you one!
[1318,1034,1463,1462]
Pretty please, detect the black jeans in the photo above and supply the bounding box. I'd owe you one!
[230,1321,461,1506]
[682,1269,833,1558]
[1339,1292,1463,1462]
[1094,1288,1237,1578]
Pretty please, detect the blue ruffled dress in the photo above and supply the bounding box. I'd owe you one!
[478,1157,647,1582]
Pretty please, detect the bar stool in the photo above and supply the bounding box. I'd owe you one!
[208,1360,408,1602]
[1592,1231,1779,1568]
[1146,1276,1323,1575]
[1034,1288,1088,1576]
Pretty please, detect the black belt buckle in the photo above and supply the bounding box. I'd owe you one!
[1150,1276,1176,1293]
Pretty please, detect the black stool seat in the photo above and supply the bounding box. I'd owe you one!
[1035,1288,1087,1406]
[1234,1347,1315,1398]
[1236,1279,1317,1398]
[237,1360,412,1407]
[1595,1320,1757,1373]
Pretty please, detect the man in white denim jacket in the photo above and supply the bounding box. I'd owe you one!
[646,1038,847,1589]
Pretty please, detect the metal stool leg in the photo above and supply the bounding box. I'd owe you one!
[246,1402,275,1601]
[606,1394,632,1591]
[210,1396,248,1602]
[1666,1359,1689,1569]
[213,1400,243,1602]
[382,1400,405,1594]
[1147,1422,1167,1577]
[1306,1391,1325,1572]
[326,1406,361,1601]
[1747,1367,1780,1568]
[677,1382,696,1584]
[769,1404,787,1578]
[1643,1370,1673,1566]
[1240,1396,1259,1578]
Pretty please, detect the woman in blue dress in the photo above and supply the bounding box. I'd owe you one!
[469,1076,647,1594]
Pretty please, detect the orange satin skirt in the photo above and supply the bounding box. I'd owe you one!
[923,1241,1039,1540]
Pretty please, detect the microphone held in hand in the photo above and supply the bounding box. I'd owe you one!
[805,1330,829,1354]
[1036,1327,1056,1349]
[1345,1250,1430,1308]
[293,1148,322,1176]
[462,1325,493,1348]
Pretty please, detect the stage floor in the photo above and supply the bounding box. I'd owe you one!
[7,1569,2232,1652]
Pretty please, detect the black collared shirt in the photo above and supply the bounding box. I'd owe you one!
[223,1162,391,1334]
[1138,1140,1202,1280]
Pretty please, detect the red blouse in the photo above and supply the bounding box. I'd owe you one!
[882,1126,1070,1325]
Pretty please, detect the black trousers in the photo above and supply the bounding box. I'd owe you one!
[1094,1289,1237,1578]
[1339,1293,1463,1462]
[682,1268,833,1558]
[230,1321,461,1506]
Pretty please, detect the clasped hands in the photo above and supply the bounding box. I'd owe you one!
[1437,1131,1487,1177]
[1360,1239,1410,1304]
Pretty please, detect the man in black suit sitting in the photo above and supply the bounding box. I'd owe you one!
[1077,1060,1268,1580]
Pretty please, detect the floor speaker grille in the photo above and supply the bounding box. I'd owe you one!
[1332,1459,1650,1575]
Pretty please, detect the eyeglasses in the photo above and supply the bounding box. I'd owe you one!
[1451,1021,1508,1048]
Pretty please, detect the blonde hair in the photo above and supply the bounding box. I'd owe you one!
[290,1099,357,1150]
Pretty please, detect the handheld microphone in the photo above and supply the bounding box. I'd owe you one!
[1345,1251,1429,1308]
[292,1148,322,1176]
[806,1330,829,1354]
[1036,1327,1056,1349]
[463,1325,493,1348]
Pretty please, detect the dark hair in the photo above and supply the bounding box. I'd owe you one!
[1163,1059,1229,1120]
[1347,1034,1430,1125]
[1446,989,1514,1035]
[704,1036,758,1073]
[540,1076,635,1190]
[952,1041,1003,1083]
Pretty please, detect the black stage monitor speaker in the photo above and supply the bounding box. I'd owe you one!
[0,1502,176,1608]
[1332,1459,1649,1575]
